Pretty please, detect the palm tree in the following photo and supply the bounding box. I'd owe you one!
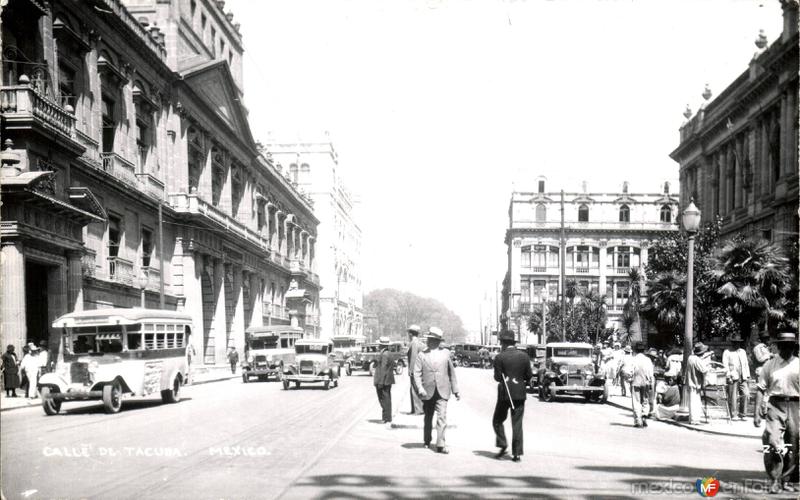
[579,290,608,344]
[565,279,579,331]
[625,268,644,342]
[707,238,792,341]
[641,271,687,345]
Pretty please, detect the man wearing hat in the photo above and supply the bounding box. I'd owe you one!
[406,325,425,415]
[630,342,655,428]
[413,326,460,454]
[492,330,533,461]
[619,345,634,397]
[686,343,710,424]
[373,337,396,427]
[722,337,751,421]
[753,330,774,383]
[754,332,799,494]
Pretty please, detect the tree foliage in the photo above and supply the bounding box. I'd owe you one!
[527,290,608,344]
[363,288,467,343]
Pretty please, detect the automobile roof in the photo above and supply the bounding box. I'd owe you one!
[245,325,305,336]
[53,308,193,327]
[546,342,594,349]
[295,339,332,346]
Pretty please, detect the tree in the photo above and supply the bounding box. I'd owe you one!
[530,290,608,344]
[364,288,467,342]
[641,271,686,346]
[707,237,793,342]
[624,268,643,342]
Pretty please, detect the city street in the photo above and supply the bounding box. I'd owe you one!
[1,367,781,500]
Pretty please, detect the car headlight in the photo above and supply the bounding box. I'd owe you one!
[267,355,273,362]
[558,365,569,375]
[582,364,595,376]
[247,354,254,363]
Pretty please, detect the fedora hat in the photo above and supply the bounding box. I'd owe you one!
[623,345,632,353]
[645,348,658,358]
[693,343,708,354]
[378,336,391,346]
[407,324,421,334]
[426,327,444,340]
[498,330,515,342]
[773,332,798,344]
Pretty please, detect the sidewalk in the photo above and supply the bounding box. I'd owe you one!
[606,393,762,439]
[0,364,239,412]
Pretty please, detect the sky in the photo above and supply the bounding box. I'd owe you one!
[225,0,783,336]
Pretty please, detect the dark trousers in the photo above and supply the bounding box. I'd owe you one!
[230,361,236,374]
[375,384,392,422]
[493,398,526,456]
[409,377,423,414]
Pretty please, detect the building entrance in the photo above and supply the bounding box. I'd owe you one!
[25,262,50,347]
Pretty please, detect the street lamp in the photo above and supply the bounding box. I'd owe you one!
[137,269,149,309]
[539,288,548,345]
[675,199,701,420]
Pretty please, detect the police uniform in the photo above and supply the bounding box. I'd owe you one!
[756,332,799,492]
[492,332,533,460]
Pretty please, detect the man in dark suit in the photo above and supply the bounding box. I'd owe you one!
[493,330,533,462]
[373,336,396,427]
[406,325,425,415]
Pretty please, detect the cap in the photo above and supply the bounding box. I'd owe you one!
[774,332,798,344]
[623,345,632,353]
[426,327,444,340]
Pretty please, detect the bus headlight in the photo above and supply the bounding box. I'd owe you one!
[583,364,595,376]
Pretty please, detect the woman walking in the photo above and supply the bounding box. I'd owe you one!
[2,345,21,397]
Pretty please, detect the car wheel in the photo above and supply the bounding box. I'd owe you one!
[324,380,330,390]
[345,363,352,376]
[541,383,555,402]
[460,358,470,368]
[161,376,181,404]
[333,377,339,388]
[282,379,289,390]
[102,381,123,414]
[40,387,61,416]
[242,373,249,384]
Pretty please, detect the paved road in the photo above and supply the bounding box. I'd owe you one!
[1,367,785,499]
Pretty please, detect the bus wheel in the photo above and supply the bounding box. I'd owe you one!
[324,379,330,390]
[161,376,181,404]
[282,379,289,390]
[103,381,123,413]
[40,387,61,416]
[242,373,249,383]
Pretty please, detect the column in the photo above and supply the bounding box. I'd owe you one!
[199,132,212,200]
[67,250,84,312]
[184,250,204,360]
[213,258,227,364]
[733,138,742,208]
[0,242,26,352]
[231,267,244,352]
[598,242,607,297]
[251,274,263,328]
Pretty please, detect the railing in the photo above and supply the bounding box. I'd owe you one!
[512,220,677,231]
[608,266,633,275]
[1,85,76,139]
[531,266,547,273]
[267,304,289,320]
[518,303,531,314]
[107,256,135,286]
[143,267,161,291]
[101,153,138,188]
[135,173,165,200]
[81,249,97,278]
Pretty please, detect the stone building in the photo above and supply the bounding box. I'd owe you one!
[671,1,798,249]
[502,177,679,344]
[0,0,320,364]
[265,135,363,339]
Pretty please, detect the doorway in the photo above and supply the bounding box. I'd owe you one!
[25,262,49,346]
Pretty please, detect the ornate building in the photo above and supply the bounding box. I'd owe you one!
[671,1,798,250]
[1,0,319,364]
[265,135,363,340]
[502,177,679,344]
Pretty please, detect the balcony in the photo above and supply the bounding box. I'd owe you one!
[107,256,135,286]
[135,173,165,200]
[142,267,162,292]
[1,84,79,146]
[264,304,289,320]
[608,266,633,275]
[101,153,138,188]
[81,249,98,279]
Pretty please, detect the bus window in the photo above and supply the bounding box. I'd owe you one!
[128,334,142,350]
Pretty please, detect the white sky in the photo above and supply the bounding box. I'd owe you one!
[226,0,782,335]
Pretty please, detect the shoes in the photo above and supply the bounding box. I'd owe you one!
[436,446,449,454]
[642,419,648,428]
[634,423,642,428]
[769,481,782,494]
[783,483,797,493]
[423,443,431,449]
[511,455,521,462]
[495,447,507,459]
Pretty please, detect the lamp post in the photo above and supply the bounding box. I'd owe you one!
[137,269,149,309]
[539,288,548,345]
[675,199,701,420]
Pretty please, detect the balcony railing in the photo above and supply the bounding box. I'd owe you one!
[143,267,161,291]
[1,84,76,139]
[101,153,138,188]
[264,304,289,320]
[107,256,135,286]
[81,249,98,278]
[135,173,165,200]
[609,266,633,275]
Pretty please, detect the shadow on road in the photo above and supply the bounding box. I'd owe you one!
[400,443,427,449]
[471,450,500,460]
[61,398,193,415]
[577,464,766,483]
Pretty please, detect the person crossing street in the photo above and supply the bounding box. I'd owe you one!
[406,325,425,415]
[373,336,396,427]
[492,330,533,462]
[413,327,459,454]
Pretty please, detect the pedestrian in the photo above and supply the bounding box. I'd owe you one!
[611,342,624,393]
[630,342,655,428]
[1,345,20,397]
[20,343,40,399]
[406,324,425,415]
[38,340,51,376]
[227,347,239,374]
[492,330,532,462]
[413,326,460,454]
[373,336,396,427]
[753,331,773,383]
[722,337,751,421]
[619,345,634,397]
[654,376,682,420]
[686,343,710,425]
[753,332,799,494]
[644,348,659,414]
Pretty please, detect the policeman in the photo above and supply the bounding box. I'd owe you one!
[492,330,533,462]
[753,332,799,494]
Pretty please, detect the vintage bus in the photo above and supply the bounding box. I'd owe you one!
[330,335,365,375]
[38,308,193,415]
[241,325,304,383]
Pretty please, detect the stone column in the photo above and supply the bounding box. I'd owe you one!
[598,242,608,297]
[184,249,205,360]
[67,250,84,313]
[1,242,26,351]
[251,275,263,328]
[231,267,245,352]
[213,258,227,364]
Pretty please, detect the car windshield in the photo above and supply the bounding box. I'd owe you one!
[550,347,592,358]
[69,326,123,354]
[296,344,329,355]
[363,345,378,352]
[248,337,278,350]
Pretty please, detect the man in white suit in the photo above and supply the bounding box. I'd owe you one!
[722,337,751,420]
[413,326,460,454]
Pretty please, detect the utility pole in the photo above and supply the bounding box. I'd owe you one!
[495,280,499,334]
[560,189,566,341]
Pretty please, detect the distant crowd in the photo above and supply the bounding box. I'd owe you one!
[2,340,54,399]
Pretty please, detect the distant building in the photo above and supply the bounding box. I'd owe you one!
[502,177,679,344]
[265,135,363,339]
[671,1,798,249]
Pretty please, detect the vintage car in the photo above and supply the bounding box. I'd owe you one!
[451,343,483,367]
[241,325,303,383]
[352,341,407,375]
[330,335,365,376]
[282,339,340,390]
[537,342,608,403]
[518,343,546,390]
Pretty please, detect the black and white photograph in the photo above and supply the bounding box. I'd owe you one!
[0,0,798,498]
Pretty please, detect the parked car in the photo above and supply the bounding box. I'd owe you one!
[241,325,303,383]
[518,343,546,390]
[537,342,608,403]
[282,339,340,390]
[451,343,483,367]
[353,341,407,375]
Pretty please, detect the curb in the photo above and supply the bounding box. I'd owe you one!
[605,398,761,440]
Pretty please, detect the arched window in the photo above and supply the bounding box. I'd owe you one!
[535,203,546,222]
[289,164,299,184]
[578,204,589,222]
[619,204,630,222]
[660,205,672,222]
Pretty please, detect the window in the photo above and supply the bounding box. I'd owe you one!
[190,0,196,18]
[616,281,630,302]
[535,203,546,222]
[762,229,772,242]
[58,63,76,109]
[141,227,153,268]
[108,215,121,258]
[136,118,149,172]
[660,205,672,223]
[101,96,115,153]
[520,279,530,303]
[532,245,547,268]
[211,27,217,54]
[201,13,207,30]
[578,204,589,222]
[575,246,591,268]
[616,247,630,269]
[289,164,299,184]
[619,204,630,222]
[220,39,225,56]
[538,180,545,193]
[521,245,531,268]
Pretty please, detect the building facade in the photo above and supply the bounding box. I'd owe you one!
[671,1,798,250]
[1,0,320,364]
[502,178,679,344]
[265,136,363,340]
